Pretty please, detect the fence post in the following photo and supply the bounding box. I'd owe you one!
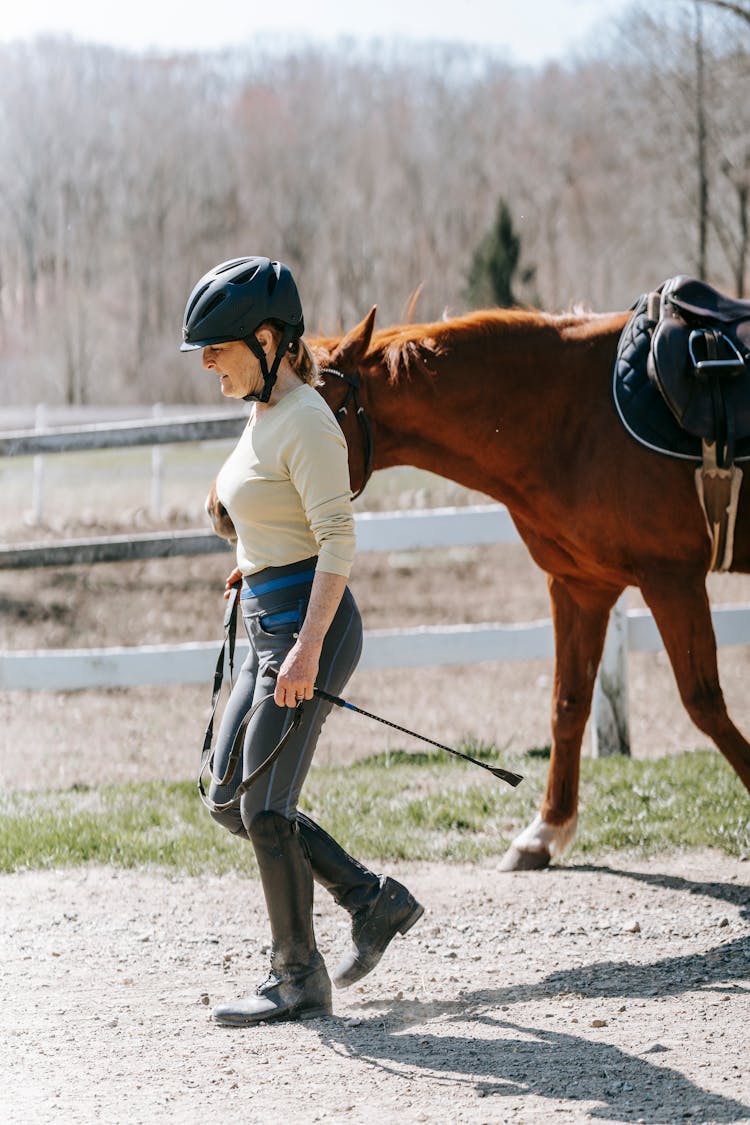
[151,403,163,520]
[591,591,631,757]
[31,403,47,524]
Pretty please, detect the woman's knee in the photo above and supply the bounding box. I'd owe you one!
[208,804,247,837]
[240,791,298,834]
[245,807,295,842]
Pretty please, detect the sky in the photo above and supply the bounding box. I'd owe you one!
[0,0,635,66]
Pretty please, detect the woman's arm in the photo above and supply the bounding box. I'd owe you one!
[274,570,347,707]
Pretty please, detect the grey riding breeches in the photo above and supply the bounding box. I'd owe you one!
[207,556,362,834]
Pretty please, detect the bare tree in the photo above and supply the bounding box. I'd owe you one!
[697,0,750,22]
[1,14,748,407]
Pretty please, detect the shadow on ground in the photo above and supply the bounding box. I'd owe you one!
[315,863,750,1124]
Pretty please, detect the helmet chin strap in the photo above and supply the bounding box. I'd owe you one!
[242,326,298,403]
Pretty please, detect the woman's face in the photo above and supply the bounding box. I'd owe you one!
[202,340,261,398]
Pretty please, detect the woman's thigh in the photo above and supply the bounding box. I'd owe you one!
[240,585,363,825]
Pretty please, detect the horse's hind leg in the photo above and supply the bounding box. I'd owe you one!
[499,577,620,872]
[639,572,750,793]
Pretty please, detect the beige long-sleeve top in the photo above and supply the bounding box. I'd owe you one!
[215,384,356,578]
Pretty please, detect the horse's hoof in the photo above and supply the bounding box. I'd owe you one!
[497,845,551,872]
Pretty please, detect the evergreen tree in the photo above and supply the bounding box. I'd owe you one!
[466,197,537,308]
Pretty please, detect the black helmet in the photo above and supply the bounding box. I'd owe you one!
[180,256,304,402]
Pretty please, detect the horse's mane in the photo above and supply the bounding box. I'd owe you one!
[370,307,573,383]
[314,305,625,384]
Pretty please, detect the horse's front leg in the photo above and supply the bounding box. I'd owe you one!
[499,576,619,871]
[639,571,750,794]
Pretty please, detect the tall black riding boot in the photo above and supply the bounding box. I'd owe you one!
[297,812,424,990]
[212,811,332,1027]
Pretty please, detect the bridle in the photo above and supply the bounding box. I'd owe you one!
[319,367,374,499]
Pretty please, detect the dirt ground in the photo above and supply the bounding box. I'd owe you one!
[3,852,749,1125]
[2,522,750,1123]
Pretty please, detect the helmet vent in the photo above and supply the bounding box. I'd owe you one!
[198,292,227,320]
[230,265,261,286]
[185,281,213,323]
[215,257,250,276]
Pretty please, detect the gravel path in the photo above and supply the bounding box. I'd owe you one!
[4,524,750,1123]
[3,851,749,1124]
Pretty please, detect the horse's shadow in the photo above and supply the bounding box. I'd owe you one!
[572,861,750,922]
[314,863,750,1124]
[539,861,750,1001]
[316,1014,747,1124]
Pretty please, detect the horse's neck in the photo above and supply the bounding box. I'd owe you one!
[365,380,519,504]
[364,314,624,508]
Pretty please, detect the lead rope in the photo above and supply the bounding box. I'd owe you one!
[197,583,304,814]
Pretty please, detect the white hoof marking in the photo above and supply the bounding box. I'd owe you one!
[511,813,578,858]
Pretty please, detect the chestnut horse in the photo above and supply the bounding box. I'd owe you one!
[208,305,750,871]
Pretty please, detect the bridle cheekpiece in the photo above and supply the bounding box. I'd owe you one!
[319,367,374,499]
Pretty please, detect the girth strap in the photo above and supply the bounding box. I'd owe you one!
[198,583,304,814]
[695,440,744,572]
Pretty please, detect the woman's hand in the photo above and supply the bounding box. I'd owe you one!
[223,566,243,599]
[273,571,347,706]
[274,640,321,708]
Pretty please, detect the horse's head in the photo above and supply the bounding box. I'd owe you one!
[313,307,378,496]
[205,481,238,542]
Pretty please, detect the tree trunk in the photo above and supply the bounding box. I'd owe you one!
[695,2,709,278]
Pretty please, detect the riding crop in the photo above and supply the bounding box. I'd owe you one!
[313,687,523,787]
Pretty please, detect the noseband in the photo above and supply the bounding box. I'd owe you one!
[319,367,374,499]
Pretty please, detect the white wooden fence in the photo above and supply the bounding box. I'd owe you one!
[7,498,750,759]
[5,412,750,757]
[6,402,246,524]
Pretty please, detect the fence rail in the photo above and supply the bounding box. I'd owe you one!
[0,505,520,568]
[4,603,750,689]
[0,411,247,457]
[0,529,230,569]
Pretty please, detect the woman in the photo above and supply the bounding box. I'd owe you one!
[180,256,423,1027]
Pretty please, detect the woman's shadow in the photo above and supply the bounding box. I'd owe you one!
[314,863,750,1124]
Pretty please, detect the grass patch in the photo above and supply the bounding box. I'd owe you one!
[0,750,747,874]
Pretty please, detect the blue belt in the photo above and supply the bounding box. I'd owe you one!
[241,569,316,600]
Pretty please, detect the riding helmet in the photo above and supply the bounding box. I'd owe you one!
[180,256,304,402]
[180,256,304,351]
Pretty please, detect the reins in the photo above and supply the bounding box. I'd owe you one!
[197,583,304,814]
[319,367,374,499]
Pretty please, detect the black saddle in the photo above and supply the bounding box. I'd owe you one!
[614,275,750,465]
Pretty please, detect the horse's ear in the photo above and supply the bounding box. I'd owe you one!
[329,307,377,370]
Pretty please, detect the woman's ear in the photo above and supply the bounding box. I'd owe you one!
[254,326,275,358]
